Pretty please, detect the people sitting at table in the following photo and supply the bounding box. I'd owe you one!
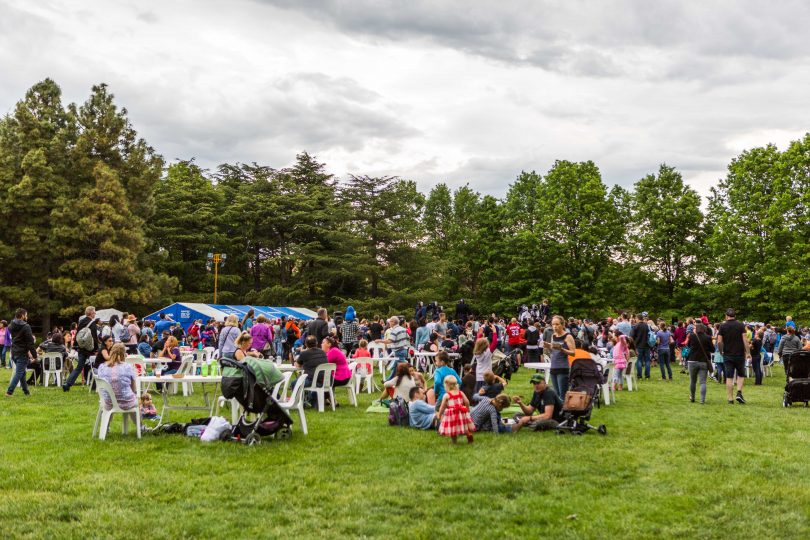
[295,335,328,406]
[381,362,417,402]
[234,332,262,361]
[322,336,351,387]
[408,386,439,430]
[137,334,152,358]
[159,336,182,376]
[151,330,170,357]
[95,335,114,368]
[218,315,240,358]
[97,343,138,411]
[512,373,563,432]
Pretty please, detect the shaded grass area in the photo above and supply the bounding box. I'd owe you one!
[0,365,809,539]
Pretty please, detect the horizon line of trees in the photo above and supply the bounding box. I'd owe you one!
[1,79,808,330]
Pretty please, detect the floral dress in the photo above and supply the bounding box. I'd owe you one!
[439,391,476,436]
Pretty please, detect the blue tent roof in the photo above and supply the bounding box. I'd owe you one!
[143,302,316,329]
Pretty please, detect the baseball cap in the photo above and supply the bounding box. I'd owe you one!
[530,373,546,384]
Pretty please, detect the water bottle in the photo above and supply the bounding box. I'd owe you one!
[201,361,209,377]
[210,360,218,376]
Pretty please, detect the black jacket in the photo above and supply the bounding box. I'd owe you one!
[10,318,37,359]
[77,315,99,353]
[631,322,650,351]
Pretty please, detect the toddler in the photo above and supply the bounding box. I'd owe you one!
[352,339,373,376]
[473,370,507,403]
[437,375,475,444]
[140,394,160,420]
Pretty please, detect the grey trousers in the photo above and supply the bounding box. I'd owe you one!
[688,361,708,403]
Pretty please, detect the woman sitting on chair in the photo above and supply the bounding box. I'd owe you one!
[159,336,182,376]
[97,343,137,411]
[322,336,352,387]
[234,332,262,361]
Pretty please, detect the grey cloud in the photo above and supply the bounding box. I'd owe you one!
[123,71,419,167]
[259,0,810,80]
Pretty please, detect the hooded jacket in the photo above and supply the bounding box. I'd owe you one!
[10,318,37,359]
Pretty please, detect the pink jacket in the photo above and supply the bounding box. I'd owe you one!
[612,336,630,369]
[327,347,351,381]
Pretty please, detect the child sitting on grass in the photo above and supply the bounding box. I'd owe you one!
[472,370,508,403]
[140,394,160,420]
[437,375,475,444]
[471,394,512,434]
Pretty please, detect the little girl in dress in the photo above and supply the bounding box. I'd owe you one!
[437,375,475,444]
[612,334,630,391]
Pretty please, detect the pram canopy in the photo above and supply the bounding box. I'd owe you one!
[785,350,810,381]
[569,357,605,393]
[221,357,284,413]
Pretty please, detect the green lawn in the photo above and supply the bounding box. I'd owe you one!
[0,363,808,540]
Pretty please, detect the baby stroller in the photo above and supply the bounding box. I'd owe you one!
[220,357,293,445]
[492,349,520,380]
[556,357,607,435]
[782,350,810,407]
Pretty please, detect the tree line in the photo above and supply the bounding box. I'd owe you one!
[0,79,808,329]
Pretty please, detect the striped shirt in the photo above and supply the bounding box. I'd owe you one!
[388,326,410,351]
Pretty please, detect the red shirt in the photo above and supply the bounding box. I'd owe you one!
[507,323,521,345]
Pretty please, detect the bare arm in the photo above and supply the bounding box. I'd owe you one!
[563,334,576,356]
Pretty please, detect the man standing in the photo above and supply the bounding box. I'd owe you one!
[630,315,652,379]
[369,317,384,341]
[5,308,37,397]
[308,308,330,346]
[538,299,550,324]
[376,316,410,379]
[154,312,174,337]
[455,299,470,322]
[615,313,632,337]
[505,318,521,354]
[63,306,98,392]
[717,308,751,404]
[512,373,563,432]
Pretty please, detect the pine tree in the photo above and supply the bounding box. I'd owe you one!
[49,163,175,316]
[0,79,75,328]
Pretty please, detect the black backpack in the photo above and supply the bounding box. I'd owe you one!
[388,397,410,427]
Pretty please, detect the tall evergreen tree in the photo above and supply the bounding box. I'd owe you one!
[49,163,175,316]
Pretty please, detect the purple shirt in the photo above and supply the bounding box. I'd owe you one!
[97,363,137,410]
[250,323,273,352]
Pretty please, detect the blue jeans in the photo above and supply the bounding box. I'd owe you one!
[65,349,92,388]
[386,349,409,381]
[0,345,8,367]
[751,356,763,385]
[551,369,569,397]
[7,355,30,395]
[658,349,672,379]
[274,339,283,358]
[636,348,651,379]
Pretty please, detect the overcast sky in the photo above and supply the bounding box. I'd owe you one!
[1,0,808,198]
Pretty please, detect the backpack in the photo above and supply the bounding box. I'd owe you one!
[76,326,94,351]
[647,330,657,348]
[118,325,131,343]
[388,397,410,427]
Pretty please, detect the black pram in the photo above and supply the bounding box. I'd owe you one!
[555,357,607,435]
[783,350,810,407]
[220,357,293,445]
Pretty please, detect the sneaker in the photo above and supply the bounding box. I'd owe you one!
[689,396,695,403]
[728,400,734,405]
[736,393,746,404]
[62,384,69,392]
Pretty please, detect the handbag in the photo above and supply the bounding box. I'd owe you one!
[563,390,589,411]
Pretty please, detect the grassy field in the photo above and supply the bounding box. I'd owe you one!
[0,362,808,540]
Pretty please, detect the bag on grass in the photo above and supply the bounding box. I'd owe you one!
[201,416,232,442]
[388,397,409,427]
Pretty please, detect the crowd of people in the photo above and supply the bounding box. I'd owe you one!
[3,301,809,443]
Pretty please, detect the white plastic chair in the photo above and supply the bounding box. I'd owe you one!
[279,374,308,435]
[272,371,294,401]
[176,355,195,396]
[306,363,336,412]
[334,362,357,407]
[624,364,636,391]
[42,352,64,387]
[92,378,141,440]
[217,396,243,425]
[353,356,375,394]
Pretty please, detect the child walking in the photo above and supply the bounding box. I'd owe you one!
[437,375,475,444]
[612,334,629,391]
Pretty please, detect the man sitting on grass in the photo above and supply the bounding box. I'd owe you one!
[408,387,438,430]
[512,373,563,432]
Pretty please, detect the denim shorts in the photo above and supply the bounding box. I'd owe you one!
[723,355,746,378]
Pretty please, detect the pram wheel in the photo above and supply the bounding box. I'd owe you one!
[277,426,292,440]
[597,424,607,435]
[245,433,262,446]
